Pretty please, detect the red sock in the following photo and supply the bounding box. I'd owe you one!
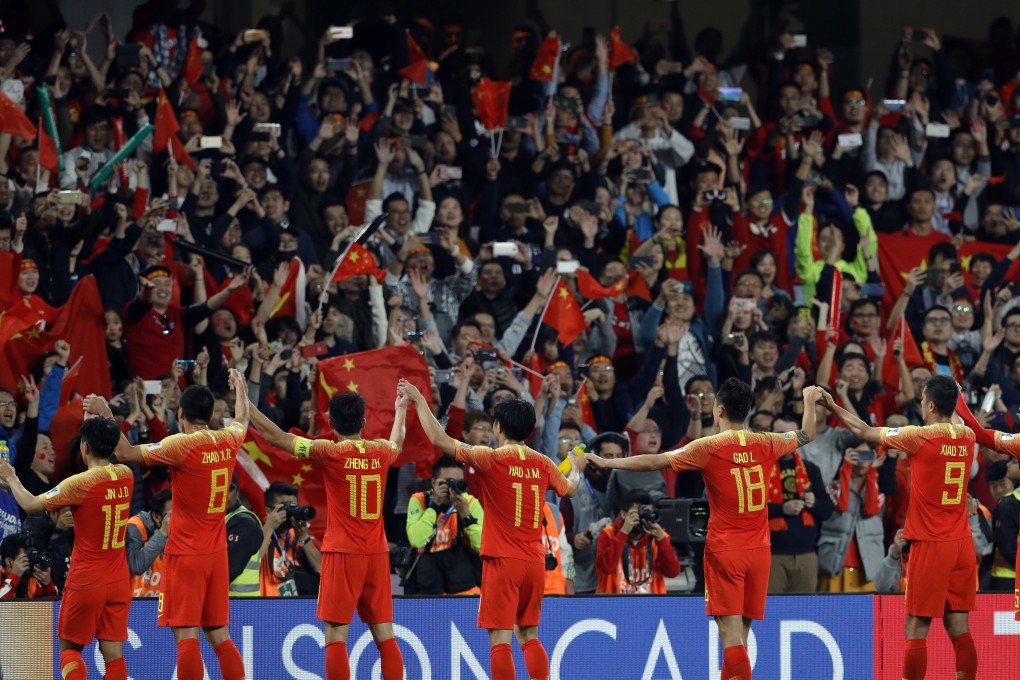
[214,640,246,680]
[489,643,515,680]
[376,638,404,680]
[325,641,350,680]
[176,638,204,680]
[104,656,127,680]
[722,644,751,680]
[521,639,549,680]
[60,650,86,680]
[951,632,977,680]
[902,638,928,680]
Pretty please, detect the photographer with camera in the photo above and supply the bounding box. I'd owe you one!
[0,532,56,598]
[405,456,484,594]
[595,490,681,594]
[23,505,74,591]
[259,481,322,596]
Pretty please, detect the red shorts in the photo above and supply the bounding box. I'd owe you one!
[905,538,976,618]
[317,552,393,625]
[703,546,770,620]
[478,556,544,630]
[158,552,230,628]
[58,580,131,646]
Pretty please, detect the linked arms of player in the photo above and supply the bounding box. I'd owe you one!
[228,368,250,430]
[390,391,408,452]
[248,398,299,452]
[83,394,146,464]
[784,386,824,455]
[817,389,882,444]
[0,460,45,514]
[398,379,458,455]
[584,450,672,471]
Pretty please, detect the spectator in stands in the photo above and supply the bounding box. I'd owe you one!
[988,461,1019,591]
[126,488,171,598]
[259,481,322,596]
[0,532,56,599]
[595,490,681,594]
[405,456,483,595]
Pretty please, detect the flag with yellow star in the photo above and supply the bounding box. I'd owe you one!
[236,427,328,523]
[314,344,436,469]
[344,180,371,225]
[471,78,511,131]
[329,242,386,283]
[267,257,306,329]
[0,276,109,399]
[529,34,560,82]
[543,278,588,346]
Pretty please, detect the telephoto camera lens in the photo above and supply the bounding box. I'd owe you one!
[637,506,660,525]
[282,501,317,522]
[445,478,469,495]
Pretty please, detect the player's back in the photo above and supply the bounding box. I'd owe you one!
[143,424,245,556]
[694,430,794,553]
[304,438,399,553]
[47,464,134,590]
[884,423,975,542]
[455,444,570,562]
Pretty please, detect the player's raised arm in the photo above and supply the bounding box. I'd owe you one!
[0,460,44,514]
[585,451,671,471]
[83,394,146,464]
[792,386,823,448]
[398,379,457,455]
[228,368,250,430]
[390,390,408,451]
[563,446,588,498]
[818,388,882,444]
[248,399,300,452]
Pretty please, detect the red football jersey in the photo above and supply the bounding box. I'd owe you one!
[303,438,399,554]
[881,423,975,542]
[38,464,134,589]
[454,443,571,563]
[141,422,245,555]
[993,431,1020,460]
[665,430,798,554]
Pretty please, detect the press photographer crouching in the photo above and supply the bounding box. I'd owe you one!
[595,490,681,594]
[259,482,322,596]
[404,456,484,595]
[0,532,57,598]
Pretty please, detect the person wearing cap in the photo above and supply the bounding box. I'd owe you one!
[224,474,264,597]
[123,263,249,380]
[11,253,58,327]
[59,104,115,189]
[125,488,171,598]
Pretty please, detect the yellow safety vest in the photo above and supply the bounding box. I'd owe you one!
[226,504,262,597]
[991,489,1020,580]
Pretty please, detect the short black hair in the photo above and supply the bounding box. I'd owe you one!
[265,480,298,507]
[684,374,713,395]
[986,460,1010,484]
[451,319,482,340]
[928,242,958,265]
[151,488,172,516]
[591,431,628,456]
[558,421,582,436]
[1002,308,1020,327]
[623,489,653,510]
[836,351,871,373]
[80,416,122,459]
[969,253,996,270]
[849,298,879,316]
[749,330,779,351]
[716,378,753,423]
[922,374,959,417]
[382,191,409,214]
[431,455,464,479]
[923,305,952,322]
[463,410,493,432]
[179,385,215,424]
[328,393,366,435]
[0,533,27,563]
[492,398,536,442]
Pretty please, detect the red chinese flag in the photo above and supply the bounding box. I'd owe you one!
[609,27,638,70]
[0,306,33,356]
[398,31,429,85]
[202,269,255,328]
[345,181,371,226]
[882,316,924,392]
[37,118,58,173]
[577,384,598,433]
[0,92,35,140]
[184,36,204,85]
[153,89,179,152]
[625,271,652,302]
[0,276,110,399]
[576,269,626,299]
[59,357,83,405]
[829,268,843,332]
[313,345,435,467]
[50,395,84,480]
[238,427,327,527]
[268,258,306,328]
[330,242,386,283]
[530,34,559,81]
[471,79,511,131]
[544,279,587,346]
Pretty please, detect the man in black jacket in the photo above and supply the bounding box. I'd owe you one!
[225,475,264,595]
[988,461,1019,592]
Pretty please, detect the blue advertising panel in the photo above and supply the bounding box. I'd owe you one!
[56,595,873,679]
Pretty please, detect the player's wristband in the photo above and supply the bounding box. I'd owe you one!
[293,436,314,459]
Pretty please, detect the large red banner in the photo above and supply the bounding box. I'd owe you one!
[873,593,1017,679]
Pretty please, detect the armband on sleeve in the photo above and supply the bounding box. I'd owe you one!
[293,437,314,459]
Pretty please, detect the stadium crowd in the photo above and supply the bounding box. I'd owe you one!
[3,0,1020,600]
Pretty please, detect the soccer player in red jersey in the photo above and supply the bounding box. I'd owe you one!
[823,374,978,680]
[399,379,585,680]
[0,416,133,680]
[248,390,408,680]
[84,368,250,680]
[585,378,823,680]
